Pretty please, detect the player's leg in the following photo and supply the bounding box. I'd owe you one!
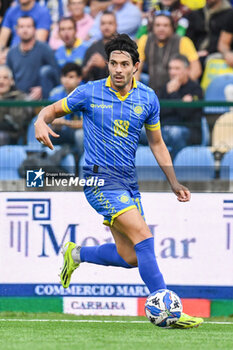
[112,208,166,293]
[60,228,137,288]
[76,227,137,268]
[113,209,203,329]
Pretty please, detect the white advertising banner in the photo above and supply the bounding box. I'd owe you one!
[0,192,233,297]
[63,297,138,316]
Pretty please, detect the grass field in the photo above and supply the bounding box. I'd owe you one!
[0,313,232,350]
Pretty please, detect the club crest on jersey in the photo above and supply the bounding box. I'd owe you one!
[133,104,144,115]
[114,120,130,137]
[117,193,130,204]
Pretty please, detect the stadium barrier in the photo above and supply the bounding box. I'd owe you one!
[0,192,232,317]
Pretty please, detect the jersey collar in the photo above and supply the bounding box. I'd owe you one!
[105,76,137,101]
[66,38,82,55]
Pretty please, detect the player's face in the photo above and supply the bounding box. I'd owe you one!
[61,71,82,93]
[108,51,138,90]
[100,14,117,40]
[161,0,176,6]
[153,16,173,42]
[59,20,76,46]
[19,0,33,6]
[68,0,85,17]
[17,18,36,42]
[206,0,220,8]
[168,59,189,81]
[0,69,13,95]
[112,0,127,6]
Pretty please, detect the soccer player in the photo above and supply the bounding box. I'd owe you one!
[35,34,203,329]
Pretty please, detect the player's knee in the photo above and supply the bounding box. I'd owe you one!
[135,224,152,242]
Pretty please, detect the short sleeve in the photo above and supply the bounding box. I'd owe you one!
[144,92,160,131]
[61,84,87,114]
[2,8,13,29]
[36,8,51,30]
[137,34,148,62]
[179,36,199,62]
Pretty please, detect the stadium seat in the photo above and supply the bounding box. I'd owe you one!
[0,145,27,180]
[212,112,233,153]
[173,146,215,181]
[220,149,233,180]
[204,74,233,114]
[135,146,165,181]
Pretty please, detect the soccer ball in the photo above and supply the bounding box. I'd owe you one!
[145,289,183,327]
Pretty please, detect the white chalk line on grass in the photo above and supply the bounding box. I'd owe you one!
[0,319,232,325]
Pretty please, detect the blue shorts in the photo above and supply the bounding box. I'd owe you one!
[84,185,145,226]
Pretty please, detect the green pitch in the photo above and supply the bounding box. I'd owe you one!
[0,313,232,350]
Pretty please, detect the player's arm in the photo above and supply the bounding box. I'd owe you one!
[34,100,67,150]
[146,127,191,202]
[35,28,49,42]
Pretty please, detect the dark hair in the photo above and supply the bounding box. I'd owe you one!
[101,10,116,19]
[169,54,190,67]
[105,34,140,65]
[58,16,76,30]
[17,15,36,27]
[61,62,82,76]
[153,12,175,31]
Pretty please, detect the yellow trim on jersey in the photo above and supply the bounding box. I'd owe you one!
[105,76,137,101]
[180,37,199,62]
[103,204,137,226]
[61,98,72,113]
[66,38,82,55]
[145,121,160,131]
[105,76,137,89]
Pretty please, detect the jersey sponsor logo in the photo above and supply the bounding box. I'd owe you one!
[90,104,113,109]
[117,193,130,204]
[133,104,144,115]
[114,120,130,138]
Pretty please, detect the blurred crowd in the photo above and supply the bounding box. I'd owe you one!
[0,0,233,164]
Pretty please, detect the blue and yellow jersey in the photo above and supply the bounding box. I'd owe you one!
[62,76,160,175]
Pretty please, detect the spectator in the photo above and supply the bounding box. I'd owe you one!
[89,0,142,40]
[49,62,84,165]
[135,0,191,41]
[0,64,33,145]
[49,0,94,50]
[218,11,233,67]
[6,16,59,99]
[0,0,51,48]
[55,17,90,68]
[152,0,191,28]
[186,0,233,61]
[82,11,117,81]
[136,13,202,95]
[159,54,203,159]
[38,0,69,23]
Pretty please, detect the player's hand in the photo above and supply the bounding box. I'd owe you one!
[171,183,191,202]
[166,78,181,94]
[34,119,60,150]
[29,86,42,100]
[182,94,193,102]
